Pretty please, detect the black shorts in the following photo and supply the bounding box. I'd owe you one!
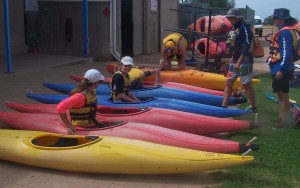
[130,71,153,90]
[144,70,152,77]
[272,71,294,93]
[131,79,143,90]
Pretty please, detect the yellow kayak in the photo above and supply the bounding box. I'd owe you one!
[143,69,260,91]
[107,63,260,91]
[0,129,254,174]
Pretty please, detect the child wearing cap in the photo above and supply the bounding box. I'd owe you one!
[57,69,105,135]
[161,33,188,70]
[222,8,257,116]
[110,56,140,102]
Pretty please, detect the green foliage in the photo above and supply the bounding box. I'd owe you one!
[212,73,300,187]
[264,16,274,25]
[181,0,235,8]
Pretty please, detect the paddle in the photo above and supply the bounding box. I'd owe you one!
[265,92,299,110]
[266,92,300,128]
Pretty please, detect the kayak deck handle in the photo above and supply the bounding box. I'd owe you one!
[242,149,252,158]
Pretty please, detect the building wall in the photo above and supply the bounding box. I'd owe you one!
[0,0,179,59]
[160,0,179,40]
[132,0,143,56]
[143,0,159,54]
[132,0,179,55]
[133,0,178,55]
[38,1,111,61]
[0,0,27,56]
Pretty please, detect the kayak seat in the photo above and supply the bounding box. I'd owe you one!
[112,109,129,114]
[32,135,100,148]
[32,137,78,147]
[50,138,78,147]
[85,136,99,141]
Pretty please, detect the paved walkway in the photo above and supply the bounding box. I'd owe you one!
[0,48,270,187]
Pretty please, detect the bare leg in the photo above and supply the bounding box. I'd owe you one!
[177,39,186,70]
[222,79,235,107]
[160,59,172,70]
[277,91,290,124]
[150,68,161,86]
[178,57,186,70]
[154,68,161,85]
[243,82,256,108]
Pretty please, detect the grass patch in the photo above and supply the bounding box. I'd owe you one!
[212,73,300,187]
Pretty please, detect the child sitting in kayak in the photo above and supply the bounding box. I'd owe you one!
[57,69,105,135]
[110,56,141,102]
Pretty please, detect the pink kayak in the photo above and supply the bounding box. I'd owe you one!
[0,111,258,153]
[69,74,243,97]
[5,102,255,135]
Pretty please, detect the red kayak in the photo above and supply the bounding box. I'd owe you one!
[5,102,254,135]
[69,74,231,97]
[193,38,223,59]
[187,15,232,35]
[0,111,258,154]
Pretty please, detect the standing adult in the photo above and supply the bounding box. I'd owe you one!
[57,69,105,135]
[161,33,188,70]
[222,8,257,113]
[268,8,298,129]
[110,56,140,102]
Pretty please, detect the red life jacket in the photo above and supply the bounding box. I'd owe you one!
[268,22,300,63]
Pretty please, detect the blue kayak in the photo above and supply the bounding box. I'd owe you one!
[26,92,252,118]
[42,83,246,107]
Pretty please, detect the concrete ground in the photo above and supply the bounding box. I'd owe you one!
[0,33,271,187]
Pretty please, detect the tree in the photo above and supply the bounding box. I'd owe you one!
[264,16,273,25]
[181,0,235,8]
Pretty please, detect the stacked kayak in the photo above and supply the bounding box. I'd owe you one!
[193,38,223,59]
[25,92,252,118]
[192,38,229,59]
[43,82,247,107]
[0,111,258,154]
[5,102,255,135]
[0,129,254,174]
[106,64,261,91]
[187,15,232,35]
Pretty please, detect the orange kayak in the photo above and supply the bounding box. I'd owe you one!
[107,64,261,91]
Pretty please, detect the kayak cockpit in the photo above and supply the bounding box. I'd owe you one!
[107,97,156,104]
[31,135,100,149]
[97,106,151,114]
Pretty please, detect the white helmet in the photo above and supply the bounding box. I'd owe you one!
[84,69,104,83]
[121,56,134,66]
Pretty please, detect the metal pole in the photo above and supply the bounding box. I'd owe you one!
[3,0,13,73]
[82,0,89,58]
[191,10,196,60]
[205,9,212,67]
